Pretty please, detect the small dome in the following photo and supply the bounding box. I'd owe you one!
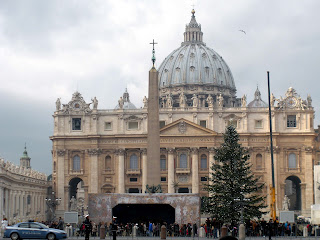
[248,87,268,108]
[114,89,137,110]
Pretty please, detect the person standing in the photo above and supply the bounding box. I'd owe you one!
[112,216,118,240]
[84,215,92,240]
[267,219,273,240]
[1,218,8,237]
[56,217,64,230]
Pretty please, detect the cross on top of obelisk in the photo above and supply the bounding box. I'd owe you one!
[150,39,158,67]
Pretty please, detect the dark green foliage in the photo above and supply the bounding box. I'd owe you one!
[202,125,267,224]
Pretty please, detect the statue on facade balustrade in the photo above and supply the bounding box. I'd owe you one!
[206,94,213,107]
[91,97,98,110]
[217,94,224,107]
[143,96,148,108]
[56,98,61,111]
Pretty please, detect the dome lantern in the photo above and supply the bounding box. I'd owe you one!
[183,9,204,45]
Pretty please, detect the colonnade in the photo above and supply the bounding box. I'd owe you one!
[0,186,47,224]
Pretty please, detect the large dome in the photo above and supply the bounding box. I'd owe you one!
[158,10,238,108]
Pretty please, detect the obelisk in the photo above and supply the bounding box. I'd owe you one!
[146,39,161,189]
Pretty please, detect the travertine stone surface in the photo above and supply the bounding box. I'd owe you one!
[88,193,200,225]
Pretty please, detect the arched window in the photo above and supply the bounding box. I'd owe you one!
[105,156,111,170]
[288,153,297,169]
[201,154,207,169]
[73,155,80,171]
[256,154,263,169]
[160,155,166,170]
[130,154,138,169]
[179,153,188,168]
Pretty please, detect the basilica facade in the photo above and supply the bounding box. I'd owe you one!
[51,10,317,217]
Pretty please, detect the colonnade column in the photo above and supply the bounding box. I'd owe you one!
[191,148,199,193]
[141,149,147,193]
[19,191,23,219]
[6,189,10,220]
[0,187,3,219]
[167,148,175,193]
[88,148,101,194]
[118,149,125,193]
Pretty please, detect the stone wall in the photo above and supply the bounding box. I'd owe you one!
[88,193,200,225]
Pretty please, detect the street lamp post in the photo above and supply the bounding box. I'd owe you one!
[45,191,61,222]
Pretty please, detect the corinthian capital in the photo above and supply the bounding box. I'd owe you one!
[167,148,175,154]
[116,149,125,155]
[57,150,66,156]
[191,147,199,154]
[87,148,102,155]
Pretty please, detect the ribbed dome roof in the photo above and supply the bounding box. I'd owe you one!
[158,10,236,92]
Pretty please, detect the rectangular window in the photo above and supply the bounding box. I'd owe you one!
[160,158,166,170]
[287,115,296,128]
[255,120,263,128]
[72,118,81,130]
[201,177,208,182]
[105,122,112,130]
[161,177,166,182]
[201,158,207,169]
[128,121,139,130]
[159,121,166,129]
[200,120,207,128]
[130,177,138,182]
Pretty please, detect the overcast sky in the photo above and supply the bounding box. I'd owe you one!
[0,0,319,175]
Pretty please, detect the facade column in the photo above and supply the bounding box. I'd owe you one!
[141,149,147,193]
[167,148,175,193]
[118,149,125,193]
[88,149,101,193]
[191,148,199,193]
[208,148,215,196]
[56,150,66,212]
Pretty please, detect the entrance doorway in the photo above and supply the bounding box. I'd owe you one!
[285,176,301,210]
[112,204,175,224]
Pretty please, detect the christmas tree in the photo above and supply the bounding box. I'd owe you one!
[202,125,266,224]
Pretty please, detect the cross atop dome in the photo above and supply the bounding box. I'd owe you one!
[182,9,203,45]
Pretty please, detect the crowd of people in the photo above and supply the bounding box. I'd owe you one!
[3,215,320,238]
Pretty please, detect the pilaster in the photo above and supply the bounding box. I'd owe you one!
[56,149,65,211]
[88,148,101,193]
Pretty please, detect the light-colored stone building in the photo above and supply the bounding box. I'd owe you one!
[51,10,317,218]
[0,147,48,224]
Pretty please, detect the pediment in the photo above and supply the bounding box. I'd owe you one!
[160,118,217,136]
